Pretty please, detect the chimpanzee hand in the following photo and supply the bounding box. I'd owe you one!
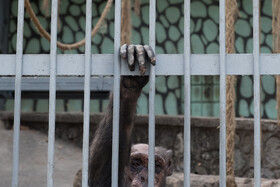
[120,44,156,90]
[120,44,156,75]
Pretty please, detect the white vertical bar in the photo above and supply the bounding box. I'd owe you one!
[82,0,92,187]
[112,0,121,186]
[12,0,24,186]
[148,0,156,186]
[47,0,58,187]
[219,0,227,186]
[253,0,261,186]
[183,0,191,186]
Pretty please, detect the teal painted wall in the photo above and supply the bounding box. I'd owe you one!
[5,0,278,119]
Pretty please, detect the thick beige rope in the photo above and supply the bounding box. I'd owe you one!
[41,0,61,29]
[272,0,280,125]
[225,0,238,186]
[134,0,141,16]
[42,0,50,17]
[25,0,113,50]
[121,0,132,45]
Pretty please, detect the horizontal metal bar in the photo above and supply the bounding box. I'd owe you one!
[2,54,280,76]
[0,77,113,91]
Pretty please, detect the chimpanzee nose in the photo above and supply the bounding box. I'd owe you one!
[139,168,148,183]
[141,176,146,183]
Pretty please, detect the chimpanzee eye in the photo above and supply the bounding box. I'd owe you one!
[155,164,162,174]
[130,160,141,171]
[132,162,140,167]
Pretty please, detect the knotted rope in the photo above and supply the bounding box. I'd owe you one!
[25,0,113,50]
[225,0,239,186]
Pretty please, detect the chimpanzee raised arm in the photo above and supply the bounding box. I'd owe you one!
[88,44,154,187]
[73,44,173,187]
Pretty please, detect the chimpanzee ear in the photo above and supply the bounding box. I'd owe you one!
[166,150,173,176]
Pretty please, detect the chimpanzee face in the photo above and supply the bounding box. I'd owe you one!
[124,144,173,187]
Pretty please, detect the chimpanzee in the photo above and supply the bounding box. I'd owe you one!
[73,44,173,187]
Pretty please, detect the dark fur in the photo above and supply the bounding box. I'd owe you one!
[88,76,148,187]
[75,76,173,187]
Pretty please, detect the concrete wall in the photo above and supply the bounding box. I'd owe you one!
[1,112,280,179]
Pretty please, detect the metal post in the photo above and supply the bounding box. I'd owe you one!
[112,0,122,186]
[148,0,156,186]
[183,0,191,186]
[47,0,58,187]
[82,0,92,186]
[12,0,24,186]
[219,0,227,186]
[253,0,261,186]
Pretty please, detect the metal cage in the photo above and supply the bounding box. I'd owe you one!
[0,0,265,186]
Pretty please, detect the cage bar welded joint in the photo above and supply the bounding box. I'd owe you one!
[2,0,264,187]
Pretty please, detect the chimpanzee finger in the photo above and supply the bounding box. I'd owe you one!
[120,44,128,59]
[143,45,156,66]
[127,44,136,71]
[135,45,146,75]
